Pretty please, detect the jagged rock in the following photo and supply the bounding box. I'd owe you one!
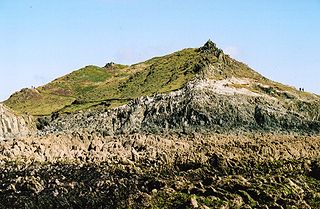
[16,176,44,194]
[0,133,319,208]
[190,196,198,208]
[310,159,320,179]
[131,147,139,162]
[42,79,320,136]
[104,62,115,68]
[199,39,224,58]
[0,103,30,138]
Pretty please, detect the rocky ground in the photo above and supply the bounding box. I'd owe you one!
[1,133,320,208]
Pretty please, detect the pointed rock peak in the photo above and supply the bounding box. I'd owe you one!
[203,39,216,49]
[104,62,115,68]
[199,39,224,57]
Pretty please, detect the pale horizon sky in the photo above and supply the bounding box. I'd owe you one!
[1,0,319,101]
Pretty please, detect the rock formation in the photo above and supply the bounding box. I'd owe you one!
[0,103,30,139]
[42,78,320,136]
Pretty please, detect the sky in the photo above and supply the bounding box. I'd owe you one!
[0,0,319,101]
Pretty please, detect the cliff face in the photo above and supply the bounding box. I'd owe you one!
[42,78,320,136]
[0,103,30,138]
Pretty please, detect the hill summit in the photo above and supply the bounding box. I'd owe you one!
[199,39,224,56]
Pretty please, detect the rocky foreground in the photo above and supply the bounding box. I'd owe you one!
[1,132,320,208]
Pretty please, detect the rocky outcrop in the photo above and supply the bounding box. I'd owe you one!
[42,79,320,136]
[0,103,30,139]
[1,132,320,166]
[1,133,320,208]
[199,39,223,56]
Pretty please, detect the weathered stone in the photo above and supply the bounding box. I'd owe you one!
[0,104,30,138]
[40,78,320,137]
[190,196,198,208]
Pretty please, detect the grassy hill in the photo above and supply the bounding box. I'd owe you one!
[5,40,318,116]
[5,47,205,115]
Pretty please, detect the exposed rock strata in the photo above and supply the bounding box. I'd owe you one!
[43,79,320,136]
[0,103,30,139]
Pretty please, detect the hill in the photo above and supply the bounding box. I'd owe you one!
[7,40,318,116]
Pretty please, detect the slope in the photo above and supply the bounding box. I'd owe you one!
[5,48,202,115]
[4,40,318,116]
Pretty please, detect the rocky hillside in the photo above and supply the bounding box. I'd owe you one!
[5,40,319,135]
[40,77,320,136]
[0,103,30,139]
[1,40,320,208]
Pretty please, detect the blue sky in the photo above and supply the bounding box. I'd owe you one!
[0,0,319,101]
